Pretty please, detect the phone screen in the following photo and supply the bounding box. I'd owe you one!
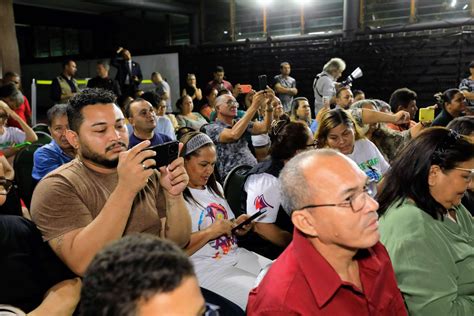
[419,108,434,122]
[240,84,252,94]
[258,75,267,91]
[231,209,267,233]
[145,141,179,169]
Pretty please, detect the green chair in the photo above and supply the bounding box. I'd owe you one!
[32,123,50,135]
[223,164,253,217]
[34,131,53,145]
[13,143,42,209]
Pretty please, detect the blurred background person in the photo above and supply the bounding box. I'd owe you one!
[182,73,202,102]
[432,88,467,127]
[2,71,32,129]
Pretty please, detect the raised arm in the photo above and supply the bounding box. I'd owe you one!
[251,91,275,135]
[218,91,266,143]
[0,101,37,143]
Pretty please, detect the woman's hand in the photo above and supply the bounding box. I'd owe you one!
[206,218,234,239]
[232,214,254,236]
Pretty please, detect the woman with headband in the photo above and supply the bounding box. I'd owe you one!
[179,131,271,310]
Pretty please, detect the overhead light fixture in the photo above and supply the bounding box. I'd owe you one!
[450,0,457,8]
[293,0,311,5]
[308,31,325,35]
[257,0,273,7]
[463,4,468,9]
[223,30,228,34]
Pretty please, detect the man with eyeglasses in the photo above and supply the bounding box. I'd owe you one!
[204,90,273,181]
[247,149,407,315]
[125,98,173,148]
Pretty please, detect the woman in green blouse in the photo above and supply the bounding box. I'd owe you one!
[378,127,474,316]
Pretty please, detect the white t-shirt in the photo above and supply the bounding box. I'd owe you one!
[251,134,270,148]
[244,173,284,223]
[185,185,238,270]
[347,139,390,183]
[0,126,26,149]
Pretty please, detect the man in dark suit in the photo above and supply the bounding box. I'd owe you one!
[110,47,143,98]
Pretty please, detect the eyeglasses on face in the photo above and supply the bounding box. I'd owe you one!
[225,100,239,107]
[298,179,377,213]
[453,167,474,182]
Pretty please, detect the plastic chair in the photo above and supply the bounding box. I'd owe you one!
[223,164,253,217]
[13,143,42,209]
[34,131,53,145]
[32,123,50,135]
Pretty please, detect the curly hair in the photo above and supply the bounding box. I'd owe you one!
[80,234,195,316]
[67,88,116,132]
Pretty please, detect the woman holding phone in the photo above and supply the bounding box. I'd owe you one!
[180,131,271,310]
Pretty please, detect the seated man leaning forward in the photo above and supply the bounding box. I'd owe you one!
[247,149,407,315]
[32,103,76,181]
[30,88,191,276]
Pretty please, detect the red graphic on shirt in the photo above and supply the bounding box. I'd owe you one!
[199,202,236,259]
[254,194,273,211]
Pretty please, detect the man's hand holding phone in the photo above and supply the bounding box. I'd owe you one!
[157,142,189,197]
[117,140,155,195]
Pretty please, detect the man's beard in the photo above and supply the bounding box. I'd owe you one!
[80,141,127,168]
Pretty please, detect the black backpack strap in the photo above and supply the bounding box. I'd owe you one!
[313,73,328,98]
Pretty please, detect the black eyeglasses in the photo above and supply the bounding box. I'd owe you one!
[306,140,318,149]
[298,180,377,213]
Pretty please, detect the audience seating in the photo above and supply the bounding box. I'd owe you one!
[32,124,50,135]
[223,164,253,216]
[33,132,52,145]
[13,144,42,210]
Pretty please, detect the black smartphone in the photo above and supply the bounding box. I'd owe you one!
[231,209,267,234]
[258,75,267,91]
[145,141,179,169]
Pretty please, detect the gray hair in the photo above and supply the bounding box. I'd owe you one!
[279,149,340,213]
[214,94,233,109]
[323,58,346,75]
[97,60,110,71]
[47,103,69,126]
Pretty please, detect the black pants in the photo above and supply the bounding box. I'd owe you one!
[0,215,75,312]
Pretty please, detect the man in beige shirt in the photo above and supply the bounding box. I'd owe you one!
[31,88,191,276]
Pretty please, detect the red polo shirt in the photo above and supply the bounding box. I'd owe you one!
[247,229,407,316]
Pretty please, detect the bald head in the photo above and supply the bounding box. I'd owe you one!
[279,149,365,213]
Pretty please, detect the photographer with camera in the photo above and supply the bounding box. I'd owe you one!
[313,58,346,116]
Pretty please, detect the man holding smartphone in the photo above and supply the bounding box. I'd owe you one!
[30,88,191,277]
[204,89,274,182]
